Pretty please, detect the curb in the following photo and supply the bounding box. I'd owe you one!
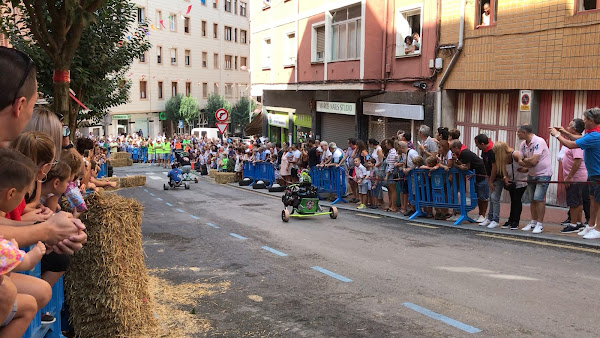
[220,180,600,251]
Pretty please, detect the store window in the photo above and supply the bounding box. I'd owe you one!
[312,24,325,62]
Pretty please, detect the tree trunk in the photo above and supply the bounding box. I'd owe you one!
[53,77,71,131]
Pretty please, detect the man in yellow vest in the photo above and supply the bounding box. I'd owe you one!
[148,142,155,164]
[163,140,172,168]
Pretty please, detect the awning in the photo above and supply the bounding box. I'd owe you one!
[244,112,262,135]
[363,102,424,120]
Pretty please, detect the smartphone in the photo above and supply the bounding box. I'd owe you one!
[62,126,71,137]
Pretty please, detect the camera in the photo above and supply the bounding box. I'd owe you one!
[413,81,427,90]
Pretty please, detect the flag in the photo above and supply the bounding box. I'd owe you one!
[201,0,205,4]
[186,5,192,15]
[160,20,166,29]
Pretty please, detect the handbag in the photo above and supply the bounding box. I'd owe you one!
[504,153,517,191]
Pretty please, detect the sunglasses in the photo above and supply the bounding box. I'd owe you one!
[11,50,35,105]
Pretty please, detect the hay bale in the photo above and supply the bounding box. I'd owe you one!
[208,170,217,178]
[215,172,236,184]
[126,158,133,166]
[107,158,129,167]
[64,191,158,337]
[111,152,131,160]
[119,175,146,188]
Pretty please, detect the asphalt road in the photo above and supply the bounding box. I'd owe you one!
[117,164,600,337]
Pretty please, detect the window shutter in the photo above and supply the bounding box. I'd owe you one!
[316,26,325,60]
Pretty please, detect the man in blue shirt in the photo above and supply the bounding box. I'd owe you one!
[168,163,183,185]
[550,107,600,239]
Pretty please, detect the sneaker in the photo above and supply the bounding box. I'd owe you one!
[448,214,459,221]
[479,219,491,227]
[41,313,56,325]
[522,222,535,231]
[561,218,571,226]
[510,223,519,230]
[501,222,512,229]
[474,215,486,223]
[583,228,600,239]
[561,225,581,234]
[532,224,544,234]
[575,223,586,231]
[357,204,366,209]
[578,225,595,236]
[487,221,499,229]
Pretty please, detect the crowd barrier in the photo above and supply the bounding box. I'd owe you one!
[309,166,347,205]
[242,161,276,187]
[406,168,478,225]
[97,163,107,178]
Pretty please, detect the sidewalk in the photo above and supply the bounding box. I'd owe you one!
[217,178,600,250]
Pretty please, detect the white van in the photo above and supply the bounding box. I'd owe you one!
[191,128,219,140]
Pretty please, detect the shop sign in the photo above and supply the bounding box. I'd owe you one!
[293,114,312,128]
[112,114,131,120]
[268,113,289,128]
[520,90,531,111]
[316,101,356,115]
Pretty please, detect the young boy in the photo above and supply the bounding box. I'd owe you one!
[41,161,71,212]
[365,158,378,209]
[353,158,369,209]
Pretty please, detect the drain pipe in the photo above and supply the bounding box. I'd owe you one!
[436,0,465,128]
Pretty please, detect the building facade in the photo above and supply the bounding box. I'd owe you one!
[100,0,250,137]
[438,0,600,205]
[250,0,440,146]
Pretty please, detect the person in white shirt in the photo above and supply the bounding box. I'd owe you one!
[481,2,491,26]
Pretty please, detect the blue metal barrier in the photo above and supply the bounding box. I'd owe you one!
[131,148,140,162]
[406,168,477,225]
[97,163,107,178]
[243,161,254,181]
[309,166,347,205]
[141,147,148,163]
[252,162,276,187]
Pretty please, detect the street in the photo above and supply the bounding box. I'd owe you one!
[118,165,600,337]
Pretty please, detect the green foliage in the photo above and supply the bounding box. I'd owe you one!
[165,94,183,121]
[204,93,231,126]
[230,96,257,134]
[0,0,151,126]
[179,96,200,125]
[226,156,235,173]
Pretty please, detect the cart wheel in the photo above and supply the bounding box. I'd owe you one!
[163,184,169,190]
[282,209,290,222]
[330,206,338,219]
[185,183,190,190]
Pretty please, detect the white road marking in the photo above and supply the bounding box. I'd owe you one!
[148,175,162,180]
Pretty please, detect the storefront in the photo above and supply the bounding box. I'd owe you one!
[363,102,424,142]
[317,101,356,146]
[267,111,290,145]
[293,114,312,143]
[112,114,131,136]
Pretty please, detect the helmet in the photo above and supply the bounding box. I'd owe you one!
[171,162,180,169]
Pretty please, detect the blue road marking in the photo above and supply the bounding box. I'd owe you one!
[156,197,163,201]
[175,208,184,213]
[149,193,155,196]
[229,233,247,240]
[311,266,353,283]
[402,302,482,334]
[165,202,173,207]
[207,223,220,229]
[190,215,200,220]
[261,246,288,257]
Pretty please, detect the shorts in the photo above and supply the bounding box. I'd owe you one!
[588,176,600,203]
[291,168,298,178]
[359,181,371,194]
[566,183,585,207]
[1,301,17,327]
[475,179,490,201]
[41,252,71,273]
[182,165,191,174]
[527,175,551,202]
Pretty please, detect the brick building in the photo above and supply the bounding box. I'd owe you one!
[250,0,440,146]
[437,0,600,205]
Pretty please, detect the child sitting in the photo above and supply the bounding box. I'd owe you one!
[353,158,369,210]
[168,163,183,186]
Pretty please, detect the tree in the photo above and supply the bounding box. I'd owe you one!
[0,0,109,129]
[204,93,231,127]
[164,94,183,122]
[179,96,200,126]
[230,96,256,134]
[1,0,151,136]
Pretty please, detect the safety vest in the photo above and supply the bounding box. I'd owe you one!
[155,143,163,154]
[222,158,228,169]
[163,142,171,154]
[175,142,182,150]
[148,144,154,155]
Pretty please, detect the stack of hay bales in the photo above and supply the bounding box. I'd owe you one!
[118,175,146,188]
[208,169,217,178]
[108,152,133,167]
[64,191,158,337]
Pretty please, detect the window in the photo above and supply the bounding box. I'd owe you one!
[263,0,271,9]
[234,28,238,42]
[225,55,232,69]
[225,83,233,98]
[262,38,272,69]
[240,2,247,16]
[213,0,218,9]
[213,23,219,38]
[214,83,219,95]
[171,82,178,96]
[139,81,147,99]
[396,6,422,56]
[225,26,232,41]
[202,52,208,68]
[185,50,191,66]
[240,30,247,43]
[202,83,208,98]
[476,0,497,27]
[137,7,145,24]
[214,53,219,69]
[157,46,162,64]
[156,10,163,29]
[202,21,207,36]
[284,32,296,66]
[139,52,146,63]
[184,17,190,33]
[240,57,247,69]
[225,0,232,12]
[312,24,325,62]
[578,0,599,11]
[331,5,361,61]
[170,48,177,65]
[234,0,238,14]
[158,82,163,99]
[234,56,238,70]
[185,82,191,96]
[169,13,176,31]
